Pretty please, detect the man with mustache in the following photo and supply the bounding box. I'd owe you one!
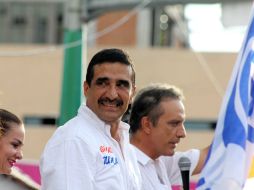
[40,48,141,190]
[129,83,209,190]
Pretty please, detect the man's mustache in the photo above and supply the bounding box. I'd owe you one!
[98,98,123,107]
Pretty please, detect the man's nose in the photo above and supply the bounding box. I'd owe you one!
[107,85,118,99]
[177,124,186,138]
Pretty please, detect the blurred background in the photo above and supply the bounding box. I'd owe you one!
[0,0,252,189]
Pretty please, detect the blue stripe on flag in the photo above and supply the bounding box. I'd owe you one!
[242,13,254,57]
[249,78,254,116]
[240,50,252,112]
[222,83,246,148]
[197,177,205,187]
[248,125,254,143]
[222,50,253,148]
[249,76,254,143]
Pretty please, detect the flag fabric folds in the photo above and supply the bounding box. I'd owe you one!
[196,4,254,190]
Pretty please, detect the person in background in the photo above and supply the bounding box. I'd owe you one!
[40,48,141,190]
[0,109,25,174]
[129,83,209,190]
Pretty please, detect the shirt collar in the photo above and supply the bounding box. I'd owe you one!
[78,104,105,126]
[78,104,130,137]
[132,145,156,166]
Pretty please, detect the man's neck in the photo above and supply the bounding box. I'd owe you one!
[131,133,158,160]
[110,123,121,142]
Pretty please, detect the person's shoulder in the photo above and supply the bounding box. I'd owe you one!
[56,116,80,134]
[44,116,84,147]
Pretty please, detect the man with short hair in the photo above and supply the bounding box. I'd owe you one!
[130,83,209,190]
[40,48,141,190]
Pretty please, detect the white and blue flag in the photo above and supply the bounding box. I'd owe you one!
[196,4,254,190]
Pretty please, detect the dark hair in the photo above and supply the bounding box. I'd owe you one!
[86,48,135,86]
[129,84,184,134]
[0,109,22,136]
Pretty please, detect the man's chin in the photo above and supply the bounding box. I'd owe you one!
[100,115,122,124]
[165,150,175,157]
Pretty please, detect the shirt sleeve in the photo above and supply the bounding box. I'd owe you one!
[162,149,200,185]
[40,137,96,190]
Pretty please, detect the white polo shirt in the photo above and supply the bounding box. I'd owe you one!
[40,105,141,190]
[132,145,200,190]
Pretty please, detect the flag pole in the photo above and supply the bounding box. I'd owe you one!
[59,0,82,126]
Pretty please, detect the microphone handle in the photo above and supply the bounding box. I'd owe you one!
[181,170,190,190]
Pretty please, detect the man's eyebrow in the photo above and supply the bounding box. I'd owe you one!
[95,77,109,82]
[168,118,184,123]
[118,80,130,85]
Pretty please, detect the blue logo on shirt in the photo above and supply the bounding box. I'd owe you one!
[103,156,118,165]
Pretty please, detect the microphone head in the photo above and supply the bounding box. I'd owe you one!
[178,156,191,171]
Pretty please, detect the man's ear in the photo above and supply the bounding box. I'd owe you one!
[141,116,152,135]
[130,85,136,104]
[83,81,89,97]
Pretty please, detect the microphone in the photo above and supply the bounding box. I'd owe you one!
[178,156,191,190]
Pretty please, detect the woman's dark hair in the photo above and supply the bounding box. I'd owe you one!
[0,109,22,136]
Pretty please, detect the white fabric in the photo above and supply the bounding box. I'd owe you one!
[243,178,254,190]
[40,104,141,190]
[132,145,200,190]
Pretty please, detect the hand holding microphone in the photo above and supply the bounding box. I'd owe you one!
[178,156,191,190]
